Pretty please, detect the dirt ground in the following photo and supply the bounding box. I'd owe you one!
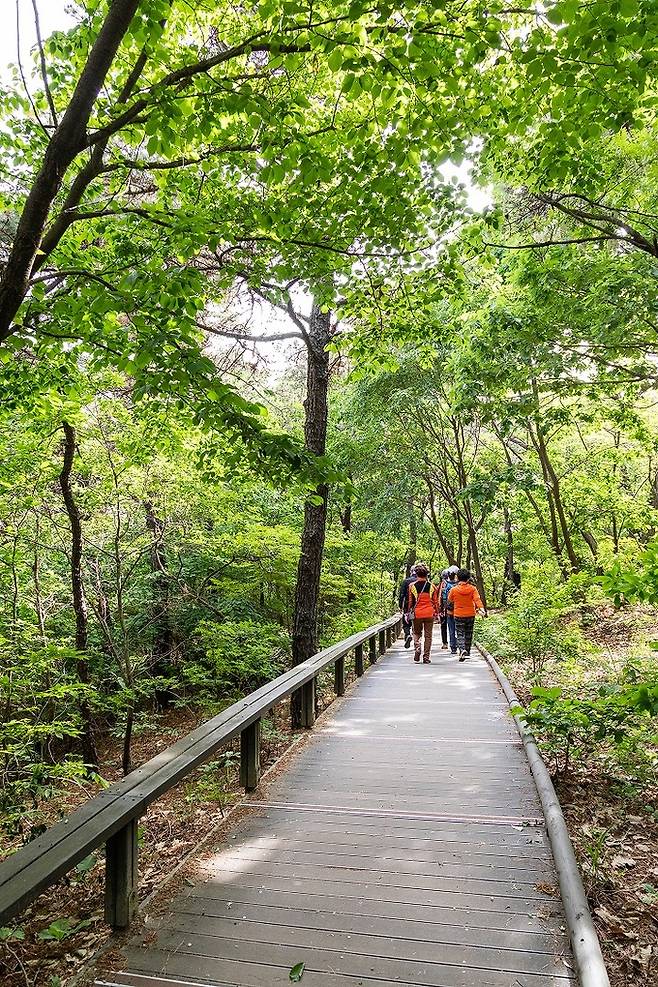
[506,603,658,987]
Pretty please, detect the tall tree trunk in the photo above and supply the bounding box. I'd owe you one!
[291,302,332,727]
[144,499,176,710]
[501,506,515,605]
[59,421,97,766]
[405,501,417,576]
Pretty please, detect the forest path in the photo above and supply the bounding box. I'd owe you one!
[98,636,575,987]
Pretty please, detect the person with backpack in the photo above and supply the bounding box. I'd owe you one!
[439,565,459,654]
[407,562,439,663]
[398,565,417,648]
[447,568,486,661]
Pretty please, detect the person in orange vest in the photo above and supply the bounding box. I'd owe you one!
[447,568,487,661]
[407,562,439,664]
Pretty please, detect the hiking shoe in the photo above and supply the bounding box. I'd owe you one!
[458,652,466,662]
[413,656,420,662]
[423,658,431,664]
[451,650,458,656]
[404,634,412,648]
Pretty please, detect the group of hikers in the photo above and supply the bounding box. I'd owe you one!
[398,563,487,664]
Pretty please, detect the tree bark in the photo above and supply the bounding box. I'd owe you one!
[0,0,141,340]
[59,421,97,766]
[291,302,332,727]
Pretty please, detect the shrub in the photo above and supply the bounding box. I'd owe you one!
[190,619,289,698]
[513,676,658,776]
[481,564,590,682]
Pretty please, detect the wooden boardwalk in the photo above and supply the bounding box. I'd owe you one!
[101,634,576,987]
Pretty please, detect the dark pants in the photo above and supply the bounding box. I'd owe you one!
[402,612,412,641]
[455,616,475,655]
[447,614,457,653]
[440,614,448,646]
[413,617,434,661]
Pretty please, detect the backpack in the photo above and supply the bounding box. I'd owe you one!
[442,579,456,608]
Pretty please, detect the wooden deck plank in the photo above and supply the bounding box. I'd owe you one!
[103,638,574,987]
[119,940,574,986]
[170,896,563,948]
[156,913,569,975]
[180,883,564,933]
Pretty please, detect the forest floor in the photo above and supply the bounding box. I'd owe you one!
[505,603,658,987]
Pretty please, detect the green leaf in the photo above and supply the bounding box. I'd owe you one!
[289,962,305,982]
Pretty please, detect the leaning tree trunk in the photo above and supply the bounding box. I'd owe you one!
[291,302,332,727]
[59,421,97,766]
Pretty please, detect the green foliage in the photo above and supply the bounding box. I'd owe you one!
[479,567,589,681]
[603,538,658,607]
[36,918,94,942]
[512,675,658,775]
[192,620,290,698]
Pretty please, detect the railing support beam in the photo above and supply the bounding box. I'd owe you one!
[104,818,139,929]
[301,677,316,728]
[379,628,386,655]
[385,626,392,649]
[240,718,261,792]
[355,643,364,677]
[334,655,345,696]
[369,635,377,664]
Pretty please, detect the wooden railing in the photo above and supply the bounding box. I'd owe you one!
[0,615,401,930]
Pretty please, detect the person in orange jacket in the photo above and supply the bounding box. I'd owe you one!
[447,568,486,661]
[407,562,439,664]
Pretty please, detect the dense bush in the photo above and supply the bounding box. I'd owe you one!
[189,620,290,698]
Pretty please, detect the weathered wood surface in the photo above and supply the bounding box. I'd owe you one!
[100,636,575,986]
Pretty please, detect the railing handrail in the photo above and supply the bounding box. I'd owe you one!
[0,614,400,925]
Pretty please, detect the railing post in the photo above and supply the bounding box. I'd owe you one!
[240,718,261,792]
[386,625,392,649]
[104,818,139,929]
[369,635,377,664]
[301,676,316,728]
[334,655,345,696]
[379,628,386,655]
[355,642,364,677]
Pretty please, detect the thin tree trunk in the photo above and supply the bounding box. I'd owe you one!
[145,499,176,710]
[502,506,515,605]
[406,501,417,576]
[424,476,454,561]
[59,421,97,766]
[32,515,47,644]
[291,302,332,727]
[529,381,580,572]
